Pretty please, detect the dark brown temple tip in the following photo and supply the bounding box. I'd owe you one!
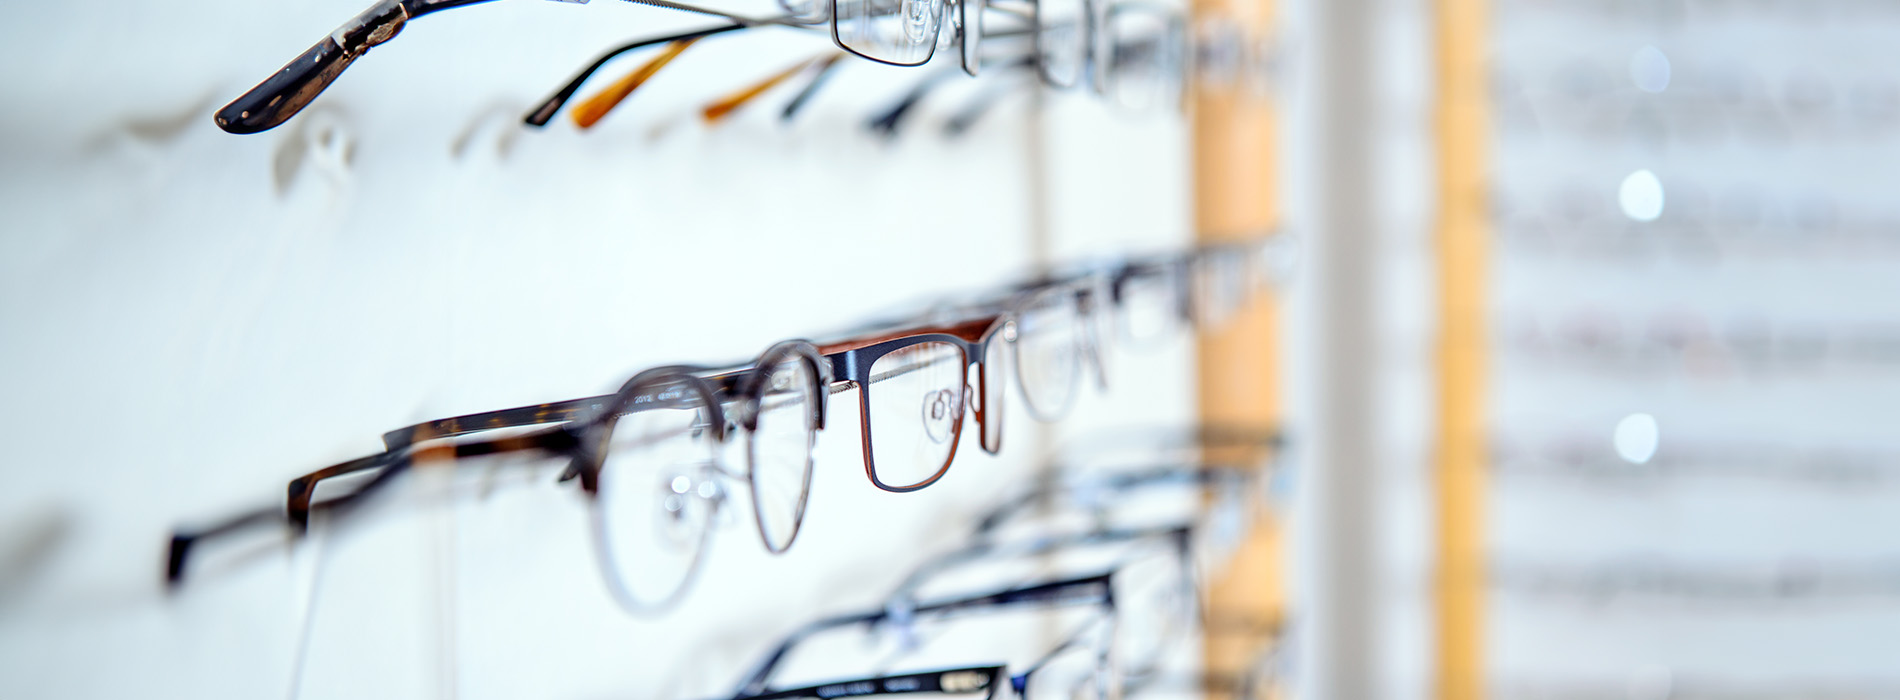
[163,505,284,588]
[214,0,409,135]
[215,38,357,134]
[164,533,195,587]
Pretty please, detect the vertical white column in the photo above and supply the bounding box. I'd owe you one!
[1292,0,1381,696]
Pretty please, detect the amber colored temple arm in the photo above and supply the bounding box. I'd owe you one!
[703,53,842,123]
[525,21,774,127]
[569,38,704,128]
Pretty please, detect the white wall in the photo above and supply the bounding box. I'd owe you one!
[0,1,1197,697]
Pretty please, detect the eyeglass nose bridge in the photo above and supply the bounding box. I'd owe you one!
[920,382,969,445]
[666,461,733,503]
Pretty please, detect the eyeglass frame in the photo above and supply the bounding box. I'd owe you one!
[213,0,829,135]
[817,312,1013,492]
[729,571,1121,699]
[164,339,833,596]
[883,524,1199,683]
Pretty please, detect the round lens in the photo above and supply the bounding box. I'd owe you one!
[1013,288,1083,422]
[865,340,968,489]
[750,358,818,553]
[835,0,945,66]
[1037,0,1089,87]
[591,376,720,609]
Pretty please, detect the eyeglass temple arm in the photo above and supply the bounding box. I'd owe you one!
[165,448,395,586]
[379,364,754,451]
[942,57,1037,137]
[163,504,280,586]
[569,38,704,128]
[735,575,1114,695]
[724,666,1007,700]
[524,23,751,126]
[888,526,1185,613]
[380,395,615,450]
[524,7,823,128]
[968,460,1247,536]
[214,0,497,134]
[780,53,847,122]
[704,53,842,123]
[867,45,1043,137]
[165,427,579,587]
[866,64,970,137]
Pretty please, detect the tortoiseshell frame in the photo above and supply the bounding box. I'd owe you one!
[306,340,832,552]
[820,313,1011,492]
[166,341,831,589]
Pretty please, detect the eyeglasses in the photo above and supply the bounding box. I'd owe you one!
[973,458,1280,568]
[522,20,1020,132]
[805,0,987,73]
[213,0,762,134]
[163,241,1266,609]
[524,0,1209,134]
[214,0,992,135]
[169,339,832,611]
[722,666,1011,700]
[164,284,1087,600]
[212,0,1287,135]
[885,525,1199,687]
[1082,237,1287,353]
[859,4,1193,136]
[729,573,1121,700]
[819,278,1099,489]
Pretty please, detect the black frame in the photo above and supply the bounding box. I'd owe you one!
[884,524,1198,685]
[729,572,1118,698]
[728,666,1007,700]
[824,0,984,75]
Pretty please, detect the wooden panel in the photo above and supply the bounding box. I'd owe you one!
[1191,0,1283,693]
[1434,0,1490,696]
